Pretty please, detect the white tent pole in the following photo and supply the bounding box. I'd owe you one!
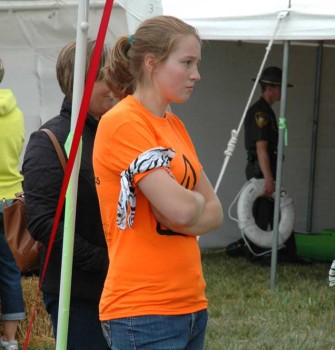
[56,0,89,348]
[214,10,289,193]
[270,40,290,290]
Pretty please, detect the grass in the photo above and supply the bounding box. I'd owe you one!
[18,250,335,349]
[202,249,335,350]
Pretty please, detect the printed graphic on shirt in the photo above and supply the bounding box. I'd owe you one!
[181,155,197,189]
[156,154,197,236]
[255,112,268,128]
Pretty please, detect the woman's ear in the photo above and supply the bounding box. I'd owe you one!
[143,53,156,72]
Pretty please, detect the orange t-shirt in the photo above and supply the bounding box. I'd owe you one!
[93,95,207,320]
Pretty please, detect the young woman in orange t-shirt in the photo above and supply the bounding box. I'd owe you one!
[93,15,223,350]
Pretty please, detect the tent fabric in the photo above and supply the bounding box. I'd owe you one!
[0,0,123,147]
[160,0,335,41]
[115,0,335,40]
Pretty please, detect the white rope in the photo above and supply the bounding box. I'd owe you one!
[214,130,237,192]
[214,10,290,194]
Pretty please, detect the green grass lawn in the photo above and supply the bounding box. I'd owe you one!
[202,249,335,350]
[23,249,335,349]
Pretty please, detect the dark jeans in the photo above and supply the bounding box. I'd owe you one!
[0,213,26,320]
[43,291,109,350]
[246,161,275,232]
[253,197,274,231]
[101,309,208,350]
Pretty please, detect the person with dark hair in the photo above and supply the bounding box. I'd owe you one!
[0,58,26,350]
[244,66,297,260]
[93,15,223,350]
[22,40,116,349]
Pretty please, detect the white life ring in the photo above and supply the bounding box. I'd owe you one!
[237,178,295,249]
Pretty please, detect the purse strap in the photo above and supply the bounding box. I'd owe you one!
[40,128,67,172]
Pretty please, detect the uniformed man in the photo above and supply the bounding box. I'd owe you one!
[244,66,296,258]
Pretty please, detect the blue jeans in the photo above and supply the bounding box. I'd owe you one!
[101,309,208,350]
[43,291,109,350]
[0,213,26,321]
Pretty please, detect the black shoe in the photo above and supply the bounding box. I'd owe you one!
[226,238,247,258]
[278,252,314,264]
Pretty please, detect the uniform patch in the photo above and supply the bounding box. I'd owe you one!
[255,112,268,128]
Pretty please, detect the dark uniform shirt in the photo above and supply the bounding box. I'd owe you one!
[244,97,278,178]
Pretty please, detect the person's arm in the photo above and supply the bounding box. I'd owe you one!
[140,169,223,236]
[256,140,275,197]
[139,169,206,227]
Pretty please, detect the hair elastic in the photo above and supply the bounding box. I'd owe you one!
[128,34,134,45]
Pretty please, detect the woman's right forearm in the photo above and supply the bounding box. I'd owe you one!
[165,188,205,227]
[165,197,223,236]
[139,169,206,227]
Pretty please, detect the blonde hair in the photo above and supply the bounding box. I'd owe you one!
[103,15,201,100]
[56,39,108,101]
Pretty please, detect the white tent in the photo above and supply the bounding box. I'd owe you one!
[120,0,335,40]
[0,0,125,141]
[1,0,334,250]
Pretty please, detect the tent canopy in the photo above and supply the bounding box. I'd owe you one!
[115,0,335,41]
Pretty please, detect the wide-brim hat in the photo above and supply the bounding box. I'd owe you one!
[0,58,4,84]
[253,66,293,87]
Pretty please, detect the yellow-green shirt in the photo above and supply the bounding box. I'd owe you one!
[0,89,24,200]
